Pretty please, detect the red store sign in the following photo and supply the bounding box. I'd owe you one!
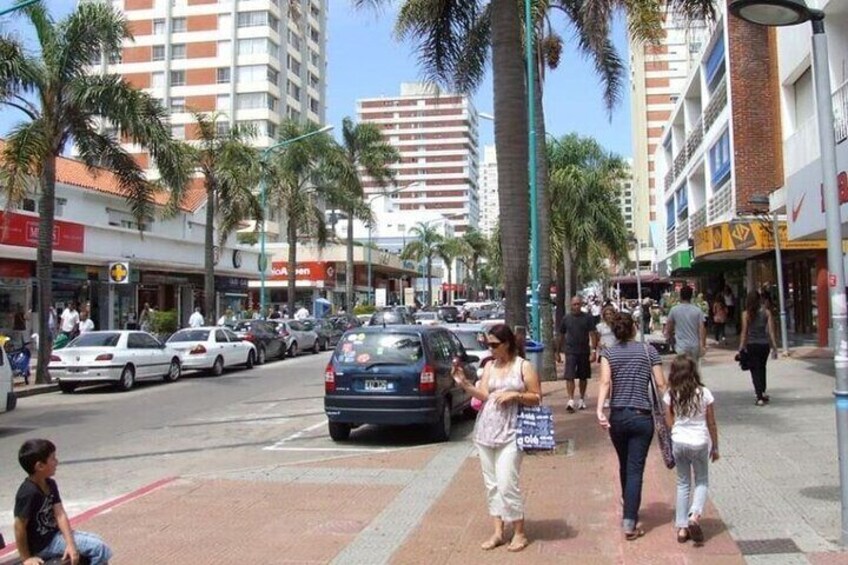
[270,261,335,284]
[0,211,85,253]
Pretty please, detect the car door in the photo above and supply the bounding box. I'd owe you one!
[428,331,455,399]
[140,333,169,378]
[446,332,473,405]
[223,328,247,364]
[214,329,230,365]
[126,333,151,377]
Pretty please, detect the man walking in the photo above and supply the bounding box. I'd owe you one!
[666,285,707,360]
[558,295,599,413]
[188,307,204,328]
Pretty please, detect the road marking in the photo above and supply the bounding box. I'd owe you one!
[263,446,396,453]
[263,419,327,450]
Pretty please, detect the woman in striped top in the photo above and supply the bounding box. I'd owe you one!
[597,312,667,540]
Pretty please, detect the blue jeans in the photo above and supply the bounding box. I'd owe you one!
[608,408,654,531]
[37,530,112,565]
[673,442,710,528]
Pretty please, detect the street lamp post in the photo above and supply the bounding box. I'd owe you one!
[525,0,541,342]
[258,125,333,316]
[730,0,848,545]
[630,235,644,343]
[367,182,422,305]
[749,195,790,356]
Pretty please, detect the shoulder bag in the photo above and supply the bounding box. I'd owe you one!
[515,359,556,452]
[644,344,675,469]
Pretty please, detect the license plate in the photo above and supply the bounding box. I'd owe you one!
[68,367,86,373]
[364,379,388,392]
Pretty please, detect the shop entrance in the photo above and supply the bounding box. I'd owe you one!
[786,257,817,336]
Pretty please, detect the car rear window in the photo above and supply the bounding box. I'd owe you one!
[335,332,423,365]
[371,311,404,324]
[168,330,210,342]
[454,331,486,351]
[232,322,256,332]
[71,333,121,347]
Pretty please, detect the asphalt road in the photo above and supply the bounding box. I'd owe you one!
[0,350,348,542]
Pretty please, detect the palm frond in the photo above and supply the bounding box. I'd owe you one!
[0,120,47,209]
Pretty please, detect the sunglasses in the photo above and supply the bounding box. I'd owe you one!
[487,341,504,349]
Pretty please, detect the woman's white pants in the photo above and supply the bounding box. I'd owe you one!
[477,440,524,522]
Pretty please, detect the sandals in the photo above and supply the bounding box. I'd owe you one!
[507,536,530,552]
[677,528,690,543]
[624,528,645,541]
[688,518,704,544]
[481,535,504,550]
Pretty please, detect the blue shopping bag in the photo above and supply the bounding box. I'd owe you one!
[516,405,556,451]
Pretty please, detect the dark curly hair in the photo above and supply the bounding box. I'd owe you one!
[611,312,636,342]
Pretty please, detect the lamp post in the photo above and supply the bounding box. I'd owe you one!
[258,125,333,316]
[730,0,848,545]
[629,235,644,343]
[0,0,40,17]
[367,181,422,305]
[524,0,541,342]
[749,195,790,356]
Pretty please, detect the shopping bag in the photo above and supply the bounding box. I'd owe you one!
[516,405,555,451]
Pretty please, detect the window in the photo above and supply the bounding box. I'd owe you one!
[23,198,36,212]
[237,64,266,83]
[171,125,185,139]
[153,19,166,34]
[793,67,814,126]
[171,17,186,33]
[237,38,277,57]
[216,94,230,110]
[308,72,319,89]
[287,80,300,101]
[170,70,185,86]
[287,29,301,50]
[172,44,186,59]
[705,34,726,92]
[309,26,319,43]
[266,122,276,139]
[152,45,165,61]
[709,129,731,186]
[237,11,278,31]
[236,92,270,110]
[170,97,185,112]
[309,97,319,114]
[267,67,279,85]
[666,200,675,230]
[216,67,230,84]
[237,120,271,137]
[287,55,301,75]
[268,95,278,111]
[151,71,165,88]
[215,330,228,343]
[309,49,320,67]
[216,120,230,136]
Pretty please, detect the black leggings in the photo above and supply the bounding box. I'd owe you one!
[747,343,770,400]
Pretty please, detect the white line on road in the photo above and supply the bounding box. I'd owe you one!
[262,419,327,451]
[262,446,396,453]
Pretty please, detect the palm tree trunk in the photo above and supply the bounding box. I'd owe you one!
[554,251,565,328]
[204,184,216,324]
[426,257,433,307]
[35,155,56,384]
[564,245,574,303]
[287,210,297,318]
[447,262,452,304]
[345,206,354,311]
[534,70,555,380]
[491,0,529,330]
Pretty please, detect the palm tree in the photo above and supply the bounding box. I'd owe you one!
[330,117,399,311]
[171,113,261,324]
[460,229,488,299]
[0,2,188,383]
[436,237,471,304]
[265,120,337,318]
[401,222,444,306]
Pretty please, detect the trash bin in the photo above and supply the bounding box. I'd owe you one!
[525,339,544,377]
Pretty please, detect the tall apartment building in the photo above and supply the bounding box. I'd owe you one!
[95,0,328,175]
[628,10,710,245]
[618,159,635,233]
[357,82,480,234]
[478,145,499,237]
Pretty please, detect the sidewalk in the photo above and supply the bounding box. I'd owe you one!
[1,347,845,564]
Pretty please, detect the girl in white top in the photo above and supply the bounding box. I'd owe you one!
[663,355,719,545]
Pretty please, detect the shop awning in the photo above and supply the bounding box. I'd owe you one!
[693,220,827,262]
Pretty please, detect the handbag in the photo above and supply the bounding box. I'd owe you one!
[515,360,555,452]
[644,344,675,469]
[735,348,750,371]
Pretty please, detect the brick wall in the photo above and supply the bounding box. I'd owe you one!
[728,12,783,215]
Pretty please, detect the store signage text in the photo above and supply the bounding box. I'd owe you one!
[270,261,335,283]
[0,211,85,253]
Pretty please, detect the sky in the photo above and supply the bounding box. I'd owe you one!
[0,0,633,158]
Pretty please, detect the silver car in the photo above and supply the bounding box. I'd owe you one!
[50,331,182,393]
[269,320,320,357]
[167,327,257,375]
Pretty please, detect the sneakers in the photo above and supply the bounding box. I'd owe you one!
[566,399,575,413]
[578,398,587,410]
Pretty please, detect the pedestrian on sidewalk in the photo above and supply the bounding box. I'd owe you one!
[597,312,667,540]
[712,296,728,344]
[738,290,779,406]
[557,295,599,412]
[665,286,707,362]
[663,355,719,545]
[452,324,541,553]
[13,439,112,565]
[188,307,204,328]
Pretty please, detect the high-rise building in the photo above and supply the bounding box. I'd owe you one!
[357,82,480,234]
[628,11,710,245]
[618,159,635,233]
[478,145,498,237]
[93,0,328,176]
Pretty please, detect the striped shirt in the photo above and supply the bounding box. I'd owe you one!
[601,340,661,411]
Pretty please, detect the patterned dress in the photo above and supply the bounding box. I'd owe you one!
[473,357,527,448]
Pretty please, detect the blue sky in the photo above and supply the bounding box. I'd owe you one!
[0,1,633,158]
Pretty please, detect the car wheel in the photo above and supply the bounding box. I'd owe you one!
[245,349,255,369]
[257,346,266,365]
[312,339,320,354]
[116,365,135,392]
[289,342,298,357]
[58,381,77,394]
[321,338,329,352]
[431,399,452,442]
[328,422,351,441]
[210,356,224,376]
[163,359,181,382]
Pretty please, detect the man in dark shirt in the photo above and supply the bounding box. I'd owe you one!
[558,296,599,412]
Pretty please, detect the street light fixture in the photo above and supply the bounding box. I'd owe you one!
[366,181,423,305]
[258,124,334,316]
[730,0,848,545]
[748,194,789,356]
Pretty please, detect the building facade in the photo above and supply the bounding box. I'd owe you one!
[357,82,480,234]
[478,145,499,237]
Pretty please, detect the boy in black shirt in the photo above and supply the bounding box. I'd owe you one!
[14,439,112,565]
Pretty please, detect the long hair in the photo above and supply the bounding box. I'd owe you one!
[488,323,519,359]
[667,355,705,418]
[745,290,761,323]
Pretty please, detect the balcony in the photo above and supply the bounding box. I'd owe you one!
[664,169,673,193]
[666,227,676,251]
[704,76,727,133]
[673,148,688,178]
[707,181,733,223]
[690,206,707,234]
[685,117,704,158]
[835,78,848,144]
[675,217,690,247]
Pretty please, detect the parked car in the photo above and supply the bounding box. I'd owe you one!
[446,324,490,370]
[304,318,343,351]
[167,327,257,375]
[356,314,372,326]
[369,309,415,326]
[0,345,16,413]
[231,320,286,362]
[330,313,363,331]
[50,331,182,393]
[436,306,461,323]
[413,311,440,326]
[324,325,479,442]
[269,320,320,356]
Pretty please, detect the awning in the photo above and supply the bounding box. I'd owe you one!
[693,220,827,262]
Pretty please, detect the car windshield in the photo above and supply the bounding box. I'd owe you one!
[454,331,487,351]
[168,330,210,342]
[415,313,436,320]
[70,333,121,347]
[289,321,305,331]
[371,311,404,324]
[335,332,423,365]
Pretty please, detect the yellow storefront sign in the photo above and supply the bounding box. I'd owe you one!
[694,221,827,259]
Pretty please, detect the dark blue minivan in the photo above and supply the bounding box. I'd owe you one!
[324,325,478,442]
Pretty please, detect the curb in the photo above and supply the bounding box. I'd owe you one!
[12,384,59,398]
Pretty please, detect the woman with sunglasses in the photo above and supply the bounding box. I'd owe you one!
[452,323,542,553]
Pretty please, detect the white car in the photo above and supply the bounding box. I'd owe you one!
[50,331,182,393]
[447,324,490,371]
[167,327,257,375]
[0,346,16,413]
[268,320,319,357]
[414,312,441,326]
